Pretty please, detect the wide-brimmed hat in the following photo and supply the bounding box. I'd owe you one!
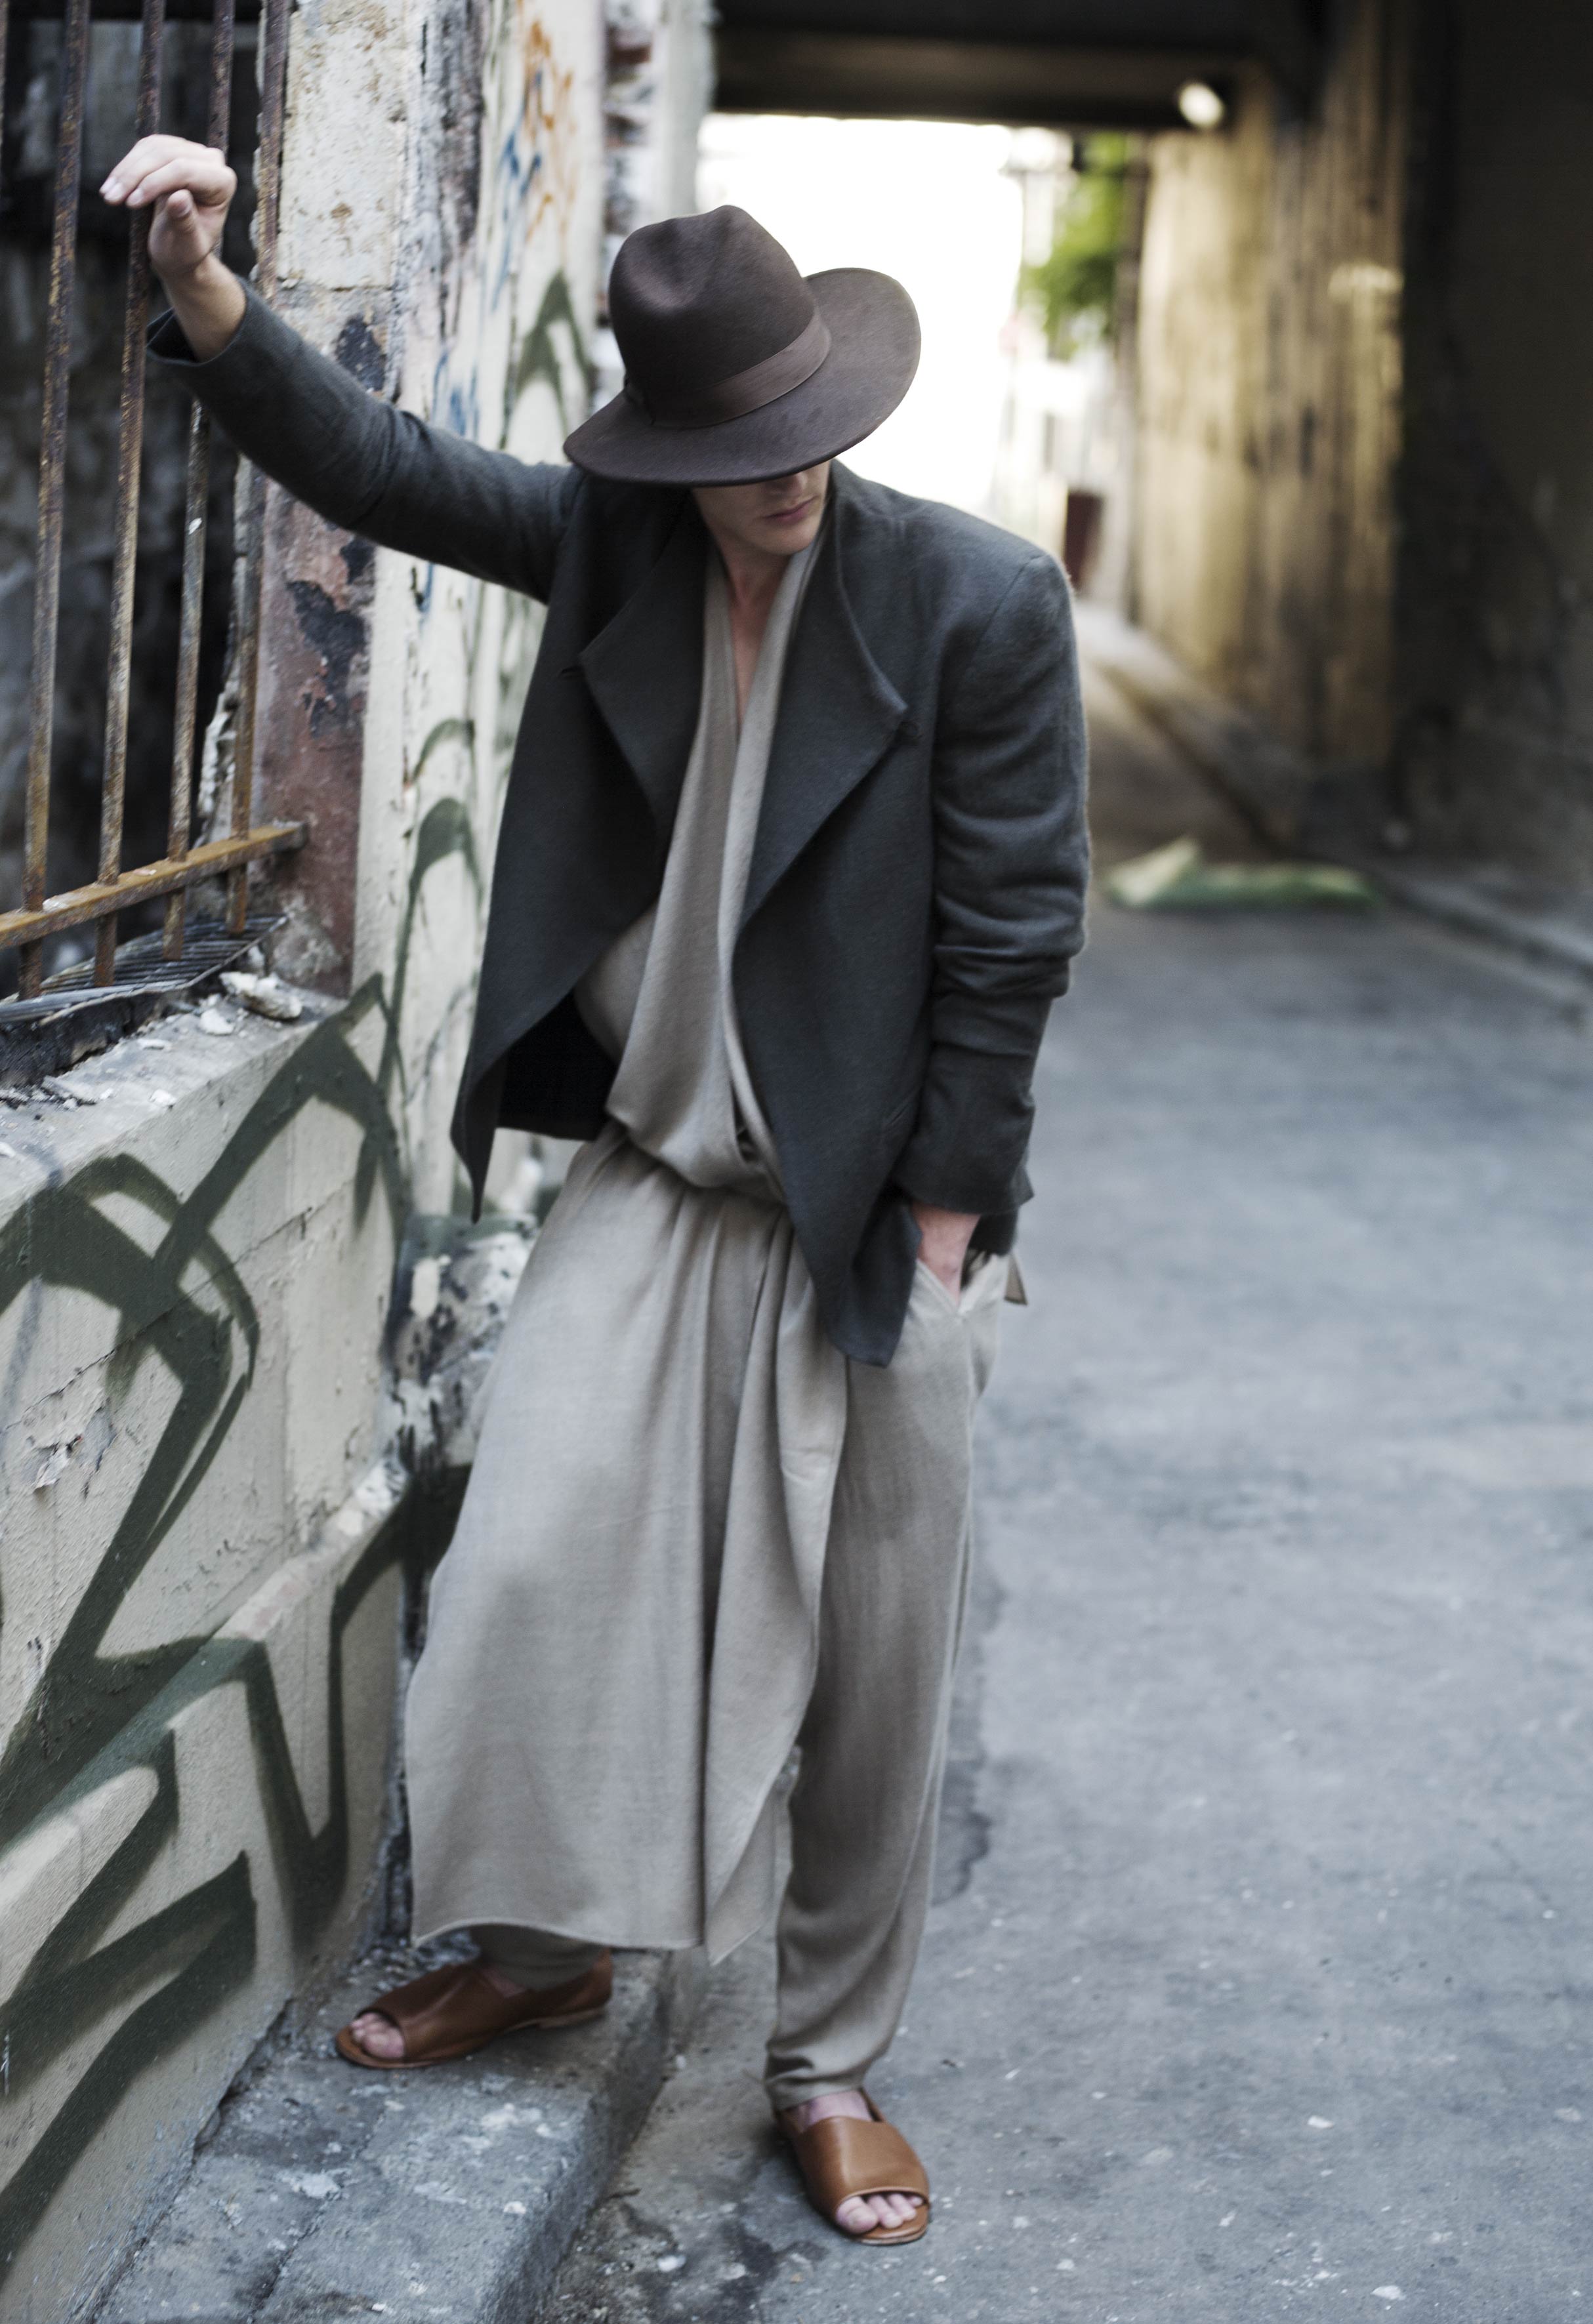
[564,206,921,487]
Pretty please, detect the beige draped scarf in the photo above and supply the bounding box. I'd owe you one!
[407,535,850,1959]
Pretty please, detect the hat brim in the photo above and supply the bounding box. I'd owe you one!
[563,268,921,486]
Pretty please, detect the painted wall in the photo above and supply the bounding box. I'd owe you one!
[0,0,688,2308]
[1394,0,1593,886]
[1131,0,1410,779]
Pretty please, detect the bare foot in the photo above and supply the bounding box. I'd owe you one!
[347,1959,525,2063]
[781,2090,926,2237]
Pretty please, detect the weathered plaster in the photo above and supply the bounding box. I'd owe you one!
[1132,0,1410,777]
[0,995,407,2319]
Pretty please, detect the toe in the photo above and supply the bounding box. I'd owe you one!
[350,2009,403,2061]
[835,2190,923,2236]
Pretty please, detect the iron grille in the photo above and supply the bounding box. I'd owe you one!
[0,0,304,1002]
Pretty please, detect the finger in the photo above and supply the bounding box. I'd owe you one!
[104,142,232,207]
[127,155,233,211]
[102,133,203,199]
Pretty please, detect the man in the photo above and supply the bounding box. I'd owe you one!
[105,133,1088,2246]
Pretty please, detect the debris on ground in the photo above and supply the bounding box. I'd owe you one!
[219,969,305,1021]
[1105,836,1380,912]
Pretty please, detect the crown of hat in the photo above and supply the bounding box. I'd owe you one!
[608,207,817,405]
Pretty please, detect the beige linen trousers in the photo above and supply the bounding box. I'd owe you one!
[405,538,1006,2105]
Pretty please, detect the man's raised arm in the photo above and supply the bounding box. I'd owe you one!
[102,136,580,601]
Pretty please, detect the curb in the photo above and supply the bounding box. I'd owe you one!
[1357,861,1593,990]
[1077,601,1593,996]
[97,1944,704,2324]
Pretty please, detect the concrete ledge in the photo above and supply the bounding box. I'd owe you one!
[97,1943,704,2323]
[1363,861,1593,989]
[1077,600,1593,992]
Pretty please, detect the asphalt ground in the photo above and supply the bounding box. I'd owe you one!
[538,661,1593,2324]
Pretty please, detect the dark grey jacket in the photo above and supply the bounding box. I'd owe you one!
[154,289,1089,1364]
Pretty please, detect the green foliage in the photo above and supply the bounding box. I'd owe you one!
[1021,135,1130,358]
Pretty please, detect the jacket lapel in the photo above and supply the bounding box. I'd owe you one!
[740,471,909,932]
[578,495,708,845]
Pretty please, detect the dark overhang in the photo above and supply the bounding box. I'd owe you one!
[714,1,1321,129]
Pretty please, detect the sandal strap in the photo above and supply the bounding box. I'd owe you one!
[365,1955,612,2058]
[369,1963,538,2058]
[789,2113,930,2208]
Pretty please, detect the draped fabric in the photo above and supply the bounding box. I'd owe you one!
[408,540,856,1960]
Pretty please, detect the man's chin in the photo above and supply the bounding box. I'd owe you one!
[759,514,821,555]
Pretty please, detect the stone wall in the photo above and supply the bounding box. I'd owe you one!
[0,0,705,2313]
[1394,0,1593,886]
[1130,0,1410,782]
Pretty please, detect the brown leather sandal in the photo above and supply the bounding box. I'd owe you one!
[335,1953,612,2070]
[778,2093,932,2246]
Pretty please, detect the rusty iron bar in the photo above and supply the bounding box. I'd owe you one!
[161,417,213,952]
[0,821,306,956]
[226,0,289,937]
[163,0,236,959]
[14,0,259,14]
[0,0,11,209]
[95,0,168,985]
[245,0,287,297]
[20,0,93,1000]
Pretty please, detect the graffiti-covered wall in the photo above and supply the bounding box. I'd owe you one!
[0,0,703,2310]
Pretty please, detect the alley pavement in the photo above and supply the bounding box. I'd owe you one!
[539,661,1593,2323]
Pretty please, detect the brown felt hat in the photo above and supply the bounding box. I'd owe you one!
[564,206,921,486]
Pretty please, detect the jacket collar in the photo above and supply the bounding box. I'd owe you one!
[575,464,908,912]
[740,464,908,931]
[576,491,707,846]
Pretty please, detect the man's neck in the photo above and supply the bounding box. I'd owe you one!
[701,521,789,627]
[699,519,798,722]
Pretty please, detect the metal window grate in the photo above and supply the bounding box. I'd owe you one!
[0,0,304,1002]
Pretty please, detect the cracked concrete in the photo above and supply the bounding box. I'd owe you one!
[98,1942,703,2324]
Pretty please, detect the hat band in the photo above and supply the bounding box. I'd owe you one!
[624,308,832,431]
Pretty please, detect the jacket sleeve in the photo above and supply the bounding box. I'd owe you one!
[893,552,1089,1219]
[148,283,581,601]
